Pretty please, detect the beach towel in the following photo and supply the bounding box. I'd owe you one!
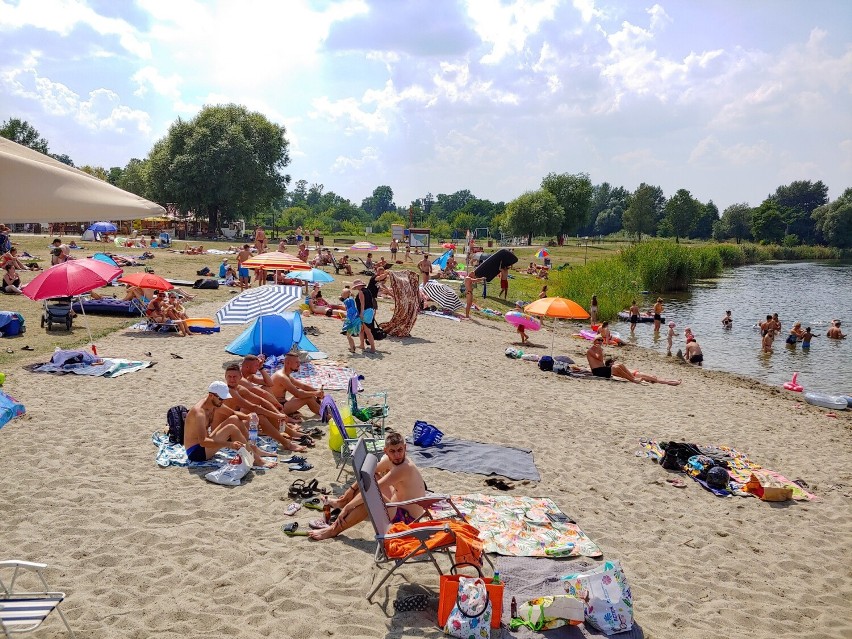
[493,556,645,639]
[448,494,602,558]
[636,439,817,501]
[384,520,483,566]
[381,270,420,337]
[29,358,154,378]
[406,437,541,481]
[423,310,461,321]
[151,432,277,469]
[290,361,354,390]
[0,390,25,430]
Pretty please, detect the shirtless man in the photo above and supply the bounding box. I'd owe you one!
[653,297,664,334]
[629,300,640,335]
[236,244,252,290]
[418,255,432,285]
[267,350,325,417]
[586,337,680,385]
[254,225,267,254]
[182,381,273,466]
[213,364,307,452]
[498,266,509,299]
[238,355,309,441]
[51,238,70,265]
[827,320,846,339]
[309,432,427,540]
[684,337,703,365]
[463,271,484,319]
[721,310,733,327]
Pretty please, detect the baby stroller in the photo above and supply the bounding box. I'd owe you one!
[41,297,74,331]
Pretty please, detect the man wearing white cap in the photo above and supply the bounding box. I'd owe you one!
[183,381,274,466]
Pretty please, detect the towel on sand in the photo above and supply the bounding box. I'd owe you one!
[406,436,540,481]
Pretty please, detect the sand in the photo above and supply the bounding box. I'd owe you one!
[1,290,851,638]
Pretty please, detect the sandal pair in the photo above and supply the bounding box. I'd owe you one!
[281,522,308,537]
[290,478,324,499]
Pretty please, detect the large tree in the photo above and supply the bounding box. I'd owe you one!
[771,180,828,244]
[751,201,785,244]
[0,117,49,153]
[623,183,663,241]
[541,172,593,237]
[812,187,852,248]
[147,104,290,233]
[361,185,395,218]
[505,190,563,245]
[716,203,752,244]
[659,188,700,243]
[691,200,719,240]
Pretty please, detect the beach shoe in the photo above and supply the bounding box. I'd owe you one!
[20,345,34,351]
[303,497,324,511]
[666,477,687,488]
[281,522,308,537]
[308,518,328,530]
[288,479,307,499]
[284,502,301,516]
[280,455,307,465]
[485,477,514,491]
[289,460,313,471]
[393,594,429,613]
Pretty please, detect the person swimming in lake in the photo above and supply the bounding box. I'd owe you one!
[826,320,846,339]
[802,327,816,349]
[722,310,732,327]
[786,322,805,345]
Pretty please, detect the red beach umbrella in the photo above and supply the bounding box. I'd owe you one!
[118,272,174,291]
[21,258,122,301]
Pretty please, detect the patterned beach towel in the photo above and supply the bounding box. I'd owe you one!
[290,362,354,390]
[636,439,817,501]
[30,358,154,378]
[449,494,602,558]
[151,432,278,469]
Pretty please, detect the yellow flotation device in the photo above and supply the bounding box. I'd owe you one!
[327,406,357,451]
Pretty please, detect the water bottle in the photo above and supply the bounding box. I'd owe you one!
[248,413,259,445]
[492,571,501,585]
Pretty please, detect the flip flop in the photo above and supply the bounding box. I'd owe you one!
[308,518,328,530]
[20,345,34,351]
[485,477,514,491]
[299,479,320,498]
[281,522,308,537]
[393,594,429,612]
[288,460,314,472]
[303,497,324,511]
[284,503,301,516]
[666,477,687,488]
[288,479,306,499]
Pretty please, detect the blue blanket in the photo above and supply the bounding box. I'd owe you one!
[151,432,278,469]
[406,436,541,481]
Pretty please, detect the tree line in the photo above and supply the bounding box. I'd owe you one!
[3,109,850,248]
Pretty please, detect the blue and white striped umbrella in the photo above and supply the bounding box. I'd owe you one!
[215,285,303,326]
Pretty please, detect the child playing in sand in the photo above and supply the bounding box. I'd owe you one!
[666,321,676,356]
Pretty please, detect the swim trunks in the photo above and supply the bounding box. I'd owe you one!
[653,313,661,321]
[630,315,639,324]
[186,444,207,462]
[362,308,375,324]
[689,354,703,364]
[591,366,612,379]
[802,342,810,349]
[500,279,508,290]
[238,267,249,278]
[390,508,416,525]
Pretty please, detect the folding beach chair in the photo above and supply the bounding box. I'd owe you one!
[347,375,388,438]
[0,560,75,637]
[350,439,491,600]
[320,395,384,480]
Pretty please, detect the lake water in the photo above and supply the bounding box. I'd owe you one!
[612,262,852,395]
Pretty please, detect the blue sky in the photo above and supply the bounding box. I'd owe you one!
[2,0,850,212]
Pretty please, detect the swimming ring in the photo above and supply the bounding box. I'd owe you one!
[505,311,541,331]
[782,373,803,392]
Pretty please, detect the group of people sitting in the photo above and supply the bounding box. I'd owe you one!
[144,290,194,337]
[1,246,42,294]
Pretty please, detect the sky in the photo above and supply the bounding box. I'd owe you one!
[1,0,851,213]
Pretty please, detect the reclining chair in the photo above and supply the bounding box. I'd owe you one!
[0,560,75,637]
[320,395,383,480]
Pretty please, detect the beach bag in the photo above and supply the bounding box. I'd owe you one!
[744,473,793,502]
[660,441,702,471]
[438,563,502,631]
[196,266,211,276]
[441,572,492,637]
[505,347,521,359]
[205,446,253,486]
[553,361,571,375]
[193,278,219,289]
[509,595,585,631]
[412,420,444,447]
[539,355,554,372]
[167,405,188,445]
[562,560,633,635]
[372,324,387,340]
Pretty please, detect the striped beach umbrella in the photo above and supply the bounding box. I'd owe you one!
[350,241,377,251]
[215,285,303,326]
[239,251,311,271]
[422,280,462,311]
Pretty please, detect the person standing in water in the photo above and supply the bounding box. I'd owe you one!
[629,300,640,335]
[722,310,733,327]
[653,297,664,333]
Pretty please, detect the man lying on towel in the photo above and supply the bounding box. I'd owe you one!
[309,432,427,540]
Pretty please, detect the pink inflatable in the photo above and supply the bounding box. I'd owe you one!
[783,372,803,392]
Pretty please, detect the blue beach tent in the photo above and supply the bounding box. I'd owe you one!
[225,311,317,356]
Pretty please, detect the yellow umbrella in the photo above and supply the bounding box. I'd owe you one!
[239,251,311,284]
[524,296,590,354]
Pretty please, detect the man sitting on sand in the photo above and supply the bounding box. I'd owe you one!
[684,337,703,365]
[827,321,846,339]
[183,381,274,466]
[238,355,308,440]
[213,364,307,452]
[268,349,325,417]
[586,337,681,385]
[309,432,426,540]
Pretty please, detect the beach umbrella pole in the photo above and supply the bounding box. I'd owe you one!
[76,295,96,354]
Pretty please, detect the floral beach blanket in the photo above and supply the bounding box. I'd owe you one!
[448,494,603,558]
[636,439,817,501]
[289,361,354,390]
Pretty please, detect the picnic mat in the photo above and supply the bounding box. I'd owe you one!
[493,556,645,639]
[449,494,602,558]
[28,358,154,378]
[289,361,354,390]
[151,432,278,469]
[407,437,541,481]
[636,439,817,500]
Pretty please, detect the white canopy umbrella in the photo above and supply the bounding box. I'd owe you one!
[0,138,165,223]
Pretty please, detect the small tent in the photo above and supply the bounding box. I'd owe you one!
[225,311,317,356]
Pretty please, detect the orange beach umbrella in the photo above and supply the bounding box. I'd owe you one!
[524,296,590,354]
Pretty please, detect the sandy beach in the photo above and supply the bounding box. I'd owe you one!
[2,283,851,638]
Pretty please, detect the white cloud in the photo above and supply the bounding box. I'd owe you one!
[647,4,671,32]
[572,0,603,24]
[132,66,182,100]
[0,0,151,58]
[465,0,560,64]
[331,146,380,172]
[689,136,773,166]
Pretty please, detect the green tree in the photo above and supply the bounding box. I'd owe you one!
[373,211,406,233]
[147,104,290,233]
[361,185,395,218]
[659,188,700,243]
[812,187,852,248]
[622,183,662,241]
[751,201,785,244]
[50,153,74,166]
[116,158,150,198]
[0,117,49,153]
[79,165,108,181]
[451,212,477,235]
[541,172,593,237]
[717,203,752,244]
[691,200,719,240]
[505,190,563,245]
[771,180,828,244]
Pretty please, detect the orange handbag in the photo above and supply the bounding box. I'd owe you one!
[437,563,504,630]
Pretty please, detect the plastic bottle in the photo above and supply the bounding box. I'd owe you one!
[248,413,259,445]
[492,571,501,585]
